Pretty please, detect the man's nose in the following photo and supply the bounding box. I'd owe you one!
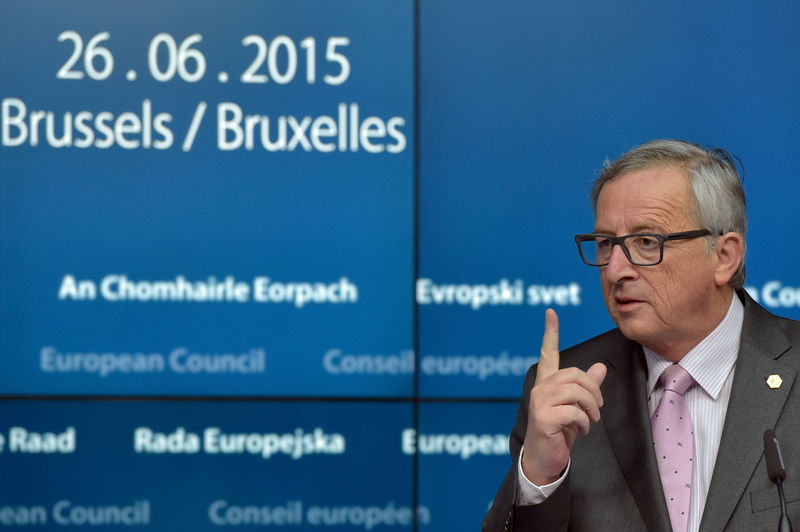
[603,243,638,282]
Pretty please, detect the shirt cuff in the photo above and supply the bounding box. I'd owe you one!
[516,448,570,505]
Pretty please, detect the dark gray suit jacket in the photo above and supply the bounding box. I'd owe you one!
[483,292,800,531]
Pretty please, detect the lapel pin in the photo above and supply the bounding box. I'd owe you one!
[766,374,783,389]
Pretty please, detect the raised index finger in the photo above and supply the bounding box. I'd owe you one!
[535,308,560,384]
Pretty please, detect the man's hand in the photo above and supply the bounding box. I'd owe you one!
[521,309,607,485]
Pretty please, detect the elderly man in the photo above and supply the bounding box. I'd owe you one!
[483,140,800,531]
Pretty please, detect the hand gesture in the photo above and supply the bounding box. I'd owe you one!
[521,309,607,485]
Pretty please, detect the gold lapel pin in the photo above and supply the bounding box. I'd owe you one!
[766,374,783,389]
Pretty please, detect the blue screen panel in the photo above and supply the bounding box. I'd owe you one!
[0,0,414,397]
[0,400,416,530]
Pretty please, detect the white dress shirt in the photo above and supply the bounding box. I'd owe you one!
[517,295,743,532]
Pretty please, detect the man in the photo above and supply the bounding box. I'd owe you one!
[483,140,800,531]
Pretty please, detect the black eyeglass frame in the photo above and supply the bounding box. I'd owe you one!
[574,229,713,266]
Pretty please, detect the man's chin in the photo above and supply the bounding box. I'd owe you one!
[610,310,654,342]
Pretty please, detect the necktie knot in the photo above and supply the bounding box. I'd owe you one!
[661,364,694,395]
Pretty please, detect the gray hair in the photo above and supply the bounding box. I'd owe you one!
[591,139,747,288]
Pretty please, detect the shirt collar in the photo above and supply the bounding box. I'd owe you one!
[644,293,743,400]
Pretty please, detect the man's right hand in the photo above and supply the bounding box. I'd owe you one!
[521,308,608,485]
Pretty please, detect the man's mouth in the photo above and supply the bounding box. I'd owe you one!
[615,296,644,311]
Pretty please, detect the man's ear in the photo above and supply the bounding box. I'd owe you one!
[713,232,744,287]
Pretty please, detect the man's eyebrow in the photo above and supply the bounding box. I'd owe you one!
[592,224,664,235]
[629,224,661,233]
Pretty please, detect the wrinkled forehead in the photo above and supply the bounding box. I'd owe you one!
[594,166,699,230]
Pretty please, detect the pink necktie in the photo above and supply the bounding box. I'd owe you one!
[651,364,695,532]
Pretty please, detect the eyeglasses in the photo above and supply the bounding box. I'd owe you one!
[574,229,712,266]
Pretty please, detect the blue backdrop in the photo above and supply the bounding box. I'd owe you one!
[2,0,800,530]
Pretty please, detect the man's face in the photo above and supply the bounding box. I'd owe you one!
[595,166,720,355]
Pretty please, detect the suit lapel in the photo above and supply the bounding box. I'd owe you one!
[602,336,672,532]
[699,294,796,531]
